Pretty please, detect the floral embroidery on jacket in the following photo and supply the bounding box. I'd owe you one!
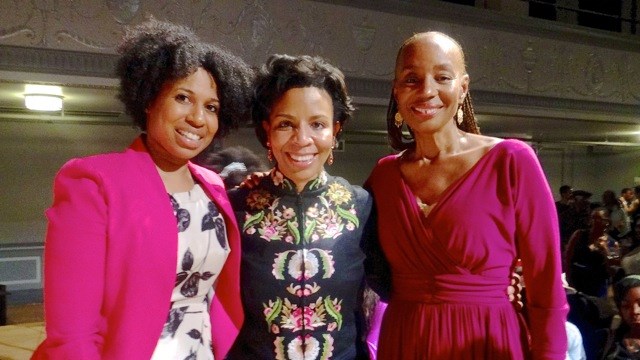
[243,171,359,245]
[240,170,361,359]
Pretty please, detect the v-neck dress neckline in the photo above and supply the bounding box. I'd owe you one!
[397,140,502,222]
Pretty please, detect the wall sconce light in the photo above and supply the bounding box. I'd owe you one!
[24,84,64,111]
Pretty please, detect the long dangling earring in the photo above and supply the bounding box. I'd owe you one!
[266,142,274,162]
[327,137,336,165]
[456,106,464,126]
[394,112,403,128]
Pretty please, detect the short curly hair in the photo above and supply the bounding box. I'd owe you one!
[252,54,355,148]
[116,18,253,137]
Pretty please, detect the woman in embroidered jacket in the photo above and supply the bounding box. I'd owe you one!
[365,32,568,359]
[31,19,253,360]
[226,54,374,359]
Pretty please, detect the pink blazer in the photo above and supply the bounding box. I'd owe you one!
[32,137,243,359]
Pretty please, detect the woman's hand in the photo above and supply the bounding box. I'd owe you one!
[589,235,609,255]
[238,171,269,189]
[507,272,523,311]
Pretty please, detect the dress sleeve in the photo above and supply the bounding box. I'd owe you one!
[35,159,107,359]
[511,144,569,360]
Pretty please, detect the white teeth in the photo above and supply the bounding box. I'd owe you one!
[414,107,438,115]
[178,130,201,141]
[290,154,314,162]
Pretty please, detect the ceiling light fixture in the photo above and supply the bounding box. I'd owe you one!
[24,84,64,111]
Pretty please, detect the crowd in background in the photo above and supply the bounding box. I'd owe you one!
[557,185,640,360]
[34,15,636,360]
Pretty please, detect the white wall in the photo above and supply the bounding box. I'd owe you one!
[0,121,138,245]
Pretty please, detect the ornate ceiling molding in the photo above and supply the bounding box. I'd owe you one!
[0,45,117,78]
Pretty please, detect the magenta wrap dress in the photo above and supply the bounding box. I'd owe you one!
[365,139,568,360]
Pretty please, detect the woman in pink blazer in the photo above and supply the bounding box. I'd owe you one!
[32,19,253,360]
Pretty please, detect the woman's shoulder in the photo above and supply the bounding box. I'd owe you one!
[469,136,540,171]
[59,150,135,175]
[368,154,399,177]
[188,162,225,188]
[323,175,373,218]
[327,174,359,188]
[487,137,536,156]
[375,153,399,166]
[326,175,370,198]
[464,133,531,153]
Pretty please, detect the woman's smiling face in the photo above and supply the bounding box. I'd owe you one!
[145,67,220,169]
[263,86,339,191]
[393,33,468,134]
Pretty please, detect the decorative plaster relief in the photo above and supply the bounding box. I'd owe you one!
[469,31,528,93]
[0,25,36,42]
[0,46,117,77]
[157,0,219,35]
[229,0,274,64]
[106,0,141,24]
[465,29,639,104]
[0,0,122,51]
[352,19,376,52]
[0,0,638,105]
[623,55,640,101]
[346,16,396,78]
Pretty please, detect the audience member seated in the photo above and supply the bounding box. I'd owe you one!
[557,185,575,255]
[603,190,631,243]
[621,221,640,277]
[620,188,636,216]
[566,320,587,360]
[565,208,612,298]
[566,281,617,360]
[566,190,594,242]
[602,275,640,360]
[523,273,607,360]
[628,186,640,226]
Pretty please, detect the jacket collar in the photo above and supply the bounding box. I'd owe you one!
[270,168,328,194]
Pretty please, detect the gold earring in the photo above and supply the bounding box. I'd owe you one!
[394,112,403,128]
[456,107,463,125]
[266,142,273,162]
[327,151,334,165]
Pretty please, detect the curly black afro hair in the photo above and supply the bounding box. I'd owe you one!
[201,43,255,138]
[252,54,355,148]
[116,18,254,137]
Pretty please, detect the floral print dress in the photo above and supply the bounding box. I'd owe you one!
[227,170,373,360]
[151,184,230,360]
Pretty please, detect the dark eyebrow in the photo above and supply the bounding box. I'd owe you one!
[272,113,294,120]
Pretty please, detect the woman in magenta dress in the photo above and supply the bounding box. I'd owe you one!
[364,32,568,359]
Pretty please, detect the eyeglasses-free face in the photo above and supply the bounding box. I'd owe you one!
[145,67,220,169]
[393,33,468,135]
[263,87,340,192]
